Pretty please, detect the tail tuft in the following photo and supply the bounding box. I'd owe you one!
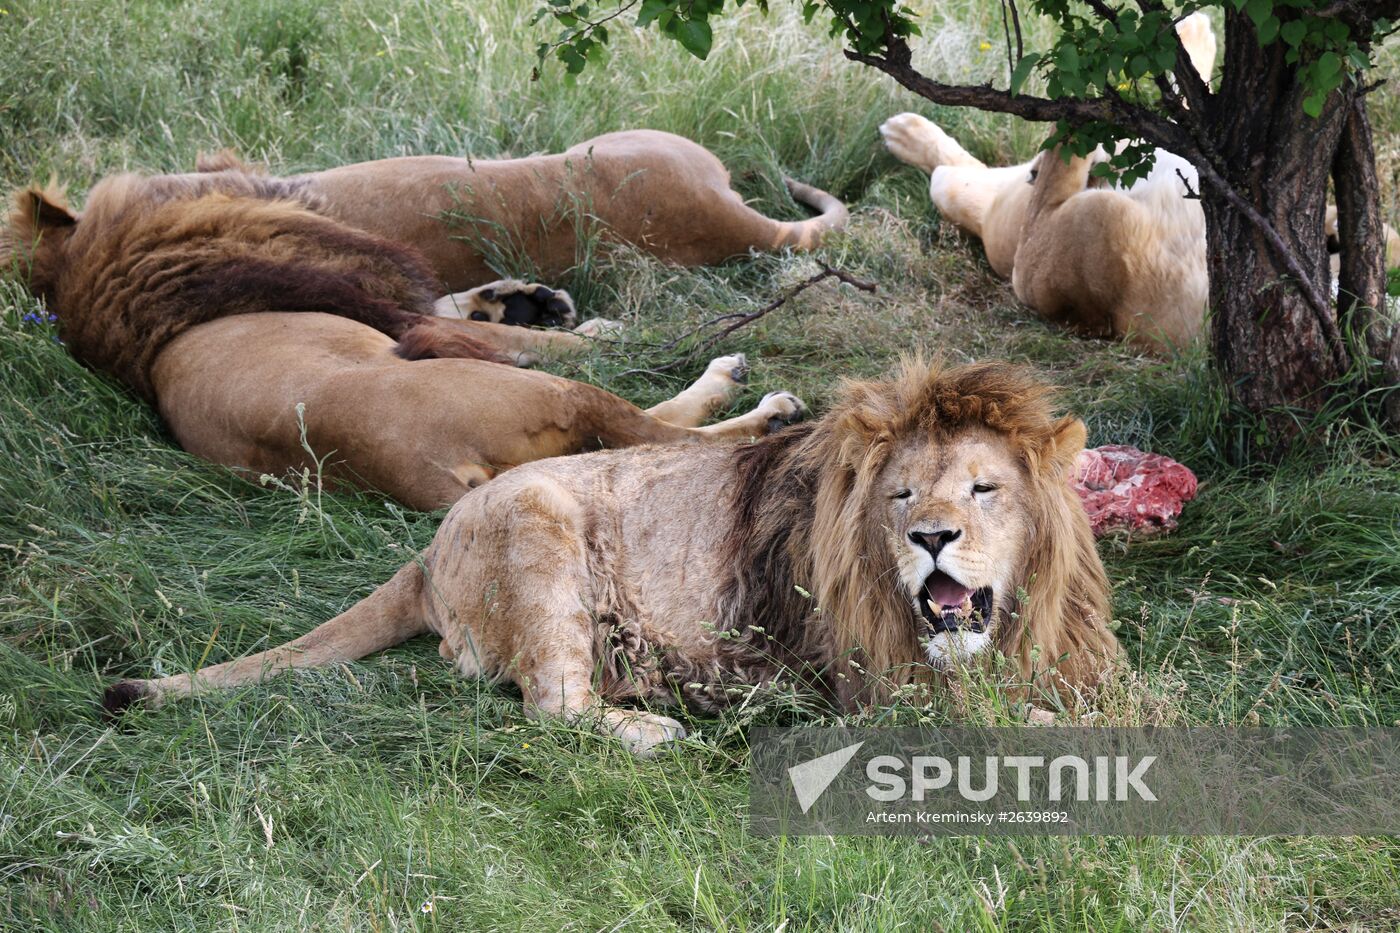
[101,680,150,719]
[395,321,515,364]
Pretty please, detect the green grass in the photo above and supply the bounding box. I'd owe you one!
[3,0,1400,929]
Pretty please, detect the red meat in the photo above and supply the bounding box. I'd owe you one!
[1072,445,1198,537]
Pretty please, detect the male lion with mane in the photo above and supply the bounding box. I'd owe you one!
[3,176,804,510]
[106,361,1122,754]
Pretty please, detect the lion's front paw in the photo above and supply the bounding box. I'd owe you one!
[759,391,806,433]
[705,353,750,386]
[573,317,623,338]
[434,279,578,329]
[604,710,688,757]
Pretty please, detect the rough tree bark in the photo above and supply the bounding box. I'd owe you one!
[1332,97,1387,356]
[1332,92,1400,427]
[1202,8,1355,437]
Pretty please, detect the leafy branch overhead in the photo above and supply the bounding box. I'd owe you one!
[534,0,1393,178]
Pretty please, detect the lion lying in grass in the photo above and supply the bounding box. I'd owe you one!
[192,129,849,293]
[881,14,1398,353]
[3,175,804,511]
[880,13,1217,352]
[106,360,1122,755]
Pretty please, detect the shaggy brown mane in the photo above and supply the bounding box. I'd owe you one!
[2,171,505,401]
[719,359,1117,707]
[714,423,836,695]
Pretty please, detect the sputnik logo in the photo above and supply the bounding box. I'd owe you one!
[787,741,865,813]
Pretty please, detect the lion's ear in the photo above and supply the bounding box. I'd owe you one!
[195,149,256,174]
[16,186,75,231]
[1040,416,1086,479]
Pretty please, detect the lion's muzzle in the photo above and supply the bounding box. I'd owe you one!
[915,571,994,667]
[917,570,993,636]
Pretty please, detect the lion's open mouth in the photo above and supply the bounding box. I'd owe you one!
[916,571,993,636]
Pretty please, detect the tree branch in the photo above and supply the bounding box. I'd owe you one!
[618,262,877,378]
[845,40,1200,159]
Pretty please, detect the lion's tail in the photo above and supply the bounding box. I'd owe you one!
[773,176,850,250]
[103,562,429,716]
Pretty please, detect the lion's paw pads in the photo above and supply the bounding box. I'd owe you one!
[706,353,749,385]
[613,713,687,757]
[437,279,578,329]
[574,317,623,338]
[880,113,972,174]
[760,391,806,432]
[880,113,942,164]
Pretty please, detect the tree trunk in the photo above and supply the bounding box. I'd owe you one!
[1332,98,1387,356]
[1201,9,1354,444]
[1332,96,1400,428]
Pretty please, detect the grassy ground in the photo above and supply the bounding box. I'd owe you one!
[2,0,1400,929]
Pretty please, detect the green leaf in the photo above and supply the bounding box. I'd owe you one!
[674,18,713,59]
[1317,50,1341,78]
[559,44,586,73]
[1009,52,1041,95]
[1245,0,1272,28]
[636,0,669,28]
[1279,19,1306,47]
[1302,92,1324,118]
[1154,42,1176,72]
[1057,42,1080,74]
[1256,15,1280,45]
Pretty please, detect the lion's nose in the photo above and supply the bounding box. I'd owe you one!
[909,527,961,558]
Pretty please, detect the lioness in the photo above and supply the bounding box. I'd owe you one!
[881,15,1399,352]
[192,129,849,292]
[105,361,1123,755]
[880,14,1215,351]
[4,177,804,511]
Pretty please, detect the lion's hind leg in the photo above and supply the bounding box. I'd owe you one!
[691,391,806,439]
[880,113,986,174]
[493,479,686,757]
[881,113,1031,243]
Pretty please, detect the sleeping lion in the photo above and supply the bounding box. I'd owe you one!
[4,177,805,511]
[192,129,850,294]
[881,13,1399,353]
[880,13,1218,352]
[105,360,1123,755]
